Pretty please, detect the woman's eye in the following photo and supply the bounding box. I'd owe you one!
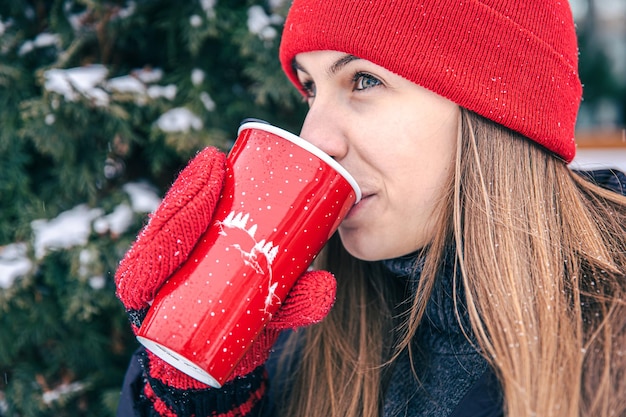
[300,80,316,98]
[354,73,382,91]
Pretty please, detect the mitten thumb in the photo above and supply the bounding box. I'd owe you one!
[267,269,337,330]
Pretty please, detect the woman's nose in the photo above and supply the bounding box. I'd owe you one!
[299,102,348,160]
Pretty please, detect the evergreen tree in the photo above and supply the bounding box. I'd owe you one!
[0,1,303,415]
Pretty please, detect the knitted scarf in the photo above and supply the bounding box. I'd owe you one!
[381,253,494,417]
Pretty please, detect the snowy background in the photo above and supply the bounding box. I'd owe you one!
[571,147,626,173]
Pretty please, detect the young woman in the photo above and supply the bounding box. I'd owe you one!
[116,1,626,416]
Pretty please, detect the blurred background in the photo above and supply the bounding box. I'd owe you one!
[568,0,626,172]
[0,1,624,415]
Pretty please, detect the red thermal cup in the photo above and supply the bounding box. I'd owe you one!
[136,121,361,387]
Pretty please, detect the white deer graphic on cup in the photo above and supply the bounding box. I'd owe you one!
[217,211,280,312]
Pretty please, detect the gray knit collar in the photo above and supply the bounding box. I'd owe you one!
[381,251,425,278]
[380,249,474,343]
[380,251,488,417]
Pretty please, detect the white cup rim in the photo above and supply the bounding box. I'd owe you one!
[238,121,362,202]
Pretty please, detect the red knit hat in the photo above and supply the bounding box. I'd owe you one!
[279,0,582,163]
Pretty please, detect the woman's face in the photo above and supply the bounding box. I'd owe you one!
[294,50,459,261]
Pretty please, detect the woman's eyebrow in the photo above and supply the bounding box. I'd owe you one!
[292,54,361,77]
[292,59,308,75]
[327,54,360,77]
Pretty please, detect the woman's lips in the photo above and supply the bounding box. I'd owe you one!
[345,193,373,220]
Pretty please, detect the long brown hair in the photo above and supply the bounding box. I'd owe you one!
[277,109,626,417]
